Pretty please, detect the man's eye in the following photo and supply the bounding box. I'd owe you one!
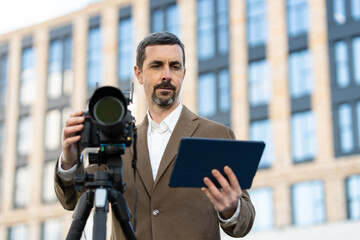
[151,65,160,69]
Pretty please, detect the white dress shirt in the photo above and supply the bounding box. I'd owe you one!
[147,104,183,181]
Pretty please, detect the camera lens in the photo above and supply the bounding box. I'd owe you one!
[94,96,125,125]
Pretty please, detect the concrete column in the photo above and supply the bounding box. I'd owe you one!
[229,0,248,140]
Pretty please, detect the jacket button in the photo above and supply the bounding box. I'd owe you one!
[152,209,160,216]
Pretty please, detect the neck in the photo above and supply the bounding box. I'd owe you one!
[148,102,180,124]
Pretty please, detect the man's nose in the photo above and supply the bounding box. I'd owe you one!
[161,66,171,81]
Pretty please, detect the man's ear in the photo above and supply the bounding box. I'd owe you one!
[134,66,143,85]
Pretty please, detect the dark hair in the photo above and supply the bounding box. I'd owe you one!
[136,32,185,70]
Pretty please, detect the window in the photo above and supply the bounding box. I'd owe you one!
[287,0,309,37]
[357,102,360,149]
[250,119,274,168]
[17,116,33,156]
[338,103,354,153]
[118,16,133,88]
[7,224,28,240]
[0,122,3,209]
[42,160,58,203]
[0,53,8,107]
[249,188,274,230]
[197,0,230,126]
[346,175,360,220]
[151,2,179,36]
[248,59,271,106]
[334,41,350,88]
[13,166,30,208]
[87,25,102,91]
[291,111,317,163]
[332,0,346,24]
[247,0,267,47]
[197,69,231,125]
[292,180,325,226]
[353,37,360,85]
[45,109,62,151]
[289,49,313,98]
[20,47,36,106]
[197,0,229,60]
[352,0,360,20]
[47,32,73,99]
[41,218,63,240]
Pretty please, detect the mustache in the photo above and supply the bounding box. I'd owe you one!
[154,81,176,91]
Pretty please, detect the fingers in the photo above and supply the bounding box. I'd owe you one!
[62,110,85,140]
[202,166,242,213]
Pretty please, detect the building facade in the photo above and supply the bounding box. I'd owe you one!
[0,0,359,239]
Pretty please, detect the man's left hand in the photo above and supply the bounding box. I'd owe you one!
[202,166,242,219]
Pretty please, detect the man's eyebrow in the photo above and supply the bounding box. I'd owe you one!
[169,60,182,65]
[149,60,163,65]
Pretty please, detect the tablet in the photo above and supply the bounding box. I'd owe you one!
[169,138,265,189]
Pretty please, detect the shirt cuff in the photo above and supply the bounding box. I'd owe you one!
[57,152,82,181]
[217,198,241,226]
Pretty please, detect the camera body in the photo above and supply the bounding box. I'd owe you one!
[79,86,134,148]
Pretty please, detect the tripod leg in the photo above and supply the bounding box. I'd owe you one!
[110,190,137,240]
[66,191,93,240]
[93,188,108,240]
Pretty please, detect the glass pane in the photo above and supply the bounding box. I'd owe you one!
[249,188,274,230]
[351,0,360,20]
[14,166,30,208]
[197,0,215,60]
[247,0,267,46]
[87,27,102,89]
[333,0,346,24]
[289,49,313,98]
[45,109,61,151]
[291,111,317,162]
[218,69,230,113]
[42,219,63,240]
[20,47,36,105]
[166,4,179,36]
[118,17,133,83]
[335,41,350,88]
[217,0,229,54]
[287,0,309,37]
[0,54,8,106]
[338,103,354,153]
[250,119,274,168]
[292,181,325,225]
[198,72,216,117]
[353,37,360,85]
[358,101,360,150]
[152,9,164,32]
[0,122,4,160]
[346,175,360,219]
[17,116,33,156]
[42,161,57,202]
[249,59,271,106]
[8,224,28,240]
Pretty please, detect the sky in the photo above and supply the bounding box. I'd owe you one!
[0,0,94,35]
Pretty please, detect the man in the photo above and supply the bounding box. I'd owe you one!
[55,32,255,239]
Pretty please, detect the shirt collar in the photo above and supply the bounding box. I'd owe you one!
[147,103,183,134]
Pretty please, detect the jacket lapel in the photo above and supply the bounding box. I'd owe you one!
[154,106,199,187]
[135,116,154,196]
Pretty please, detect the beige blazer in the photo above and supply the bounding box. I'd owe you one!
[55,106,255,240]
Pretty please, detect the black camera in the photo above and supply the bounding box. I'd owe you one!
[80,86,134,148]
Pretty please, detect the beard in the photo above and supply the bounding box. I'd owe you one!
[151,81,177,107]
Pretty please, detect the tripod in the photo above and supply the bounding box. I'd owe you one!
[65,145,137,240]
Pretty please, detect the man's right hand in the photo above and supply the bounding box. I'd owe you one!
[61,110,85,170]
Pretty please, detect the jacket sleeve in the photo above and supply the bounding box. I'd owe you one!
[54,156,108,210]
[54,156,84,210]
[220,189,255,237]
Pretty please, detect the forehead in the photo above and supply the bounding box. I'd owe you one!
[144,44,184,63]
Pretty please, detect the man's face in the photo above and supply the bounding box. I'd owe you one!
[135,44,186,108]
